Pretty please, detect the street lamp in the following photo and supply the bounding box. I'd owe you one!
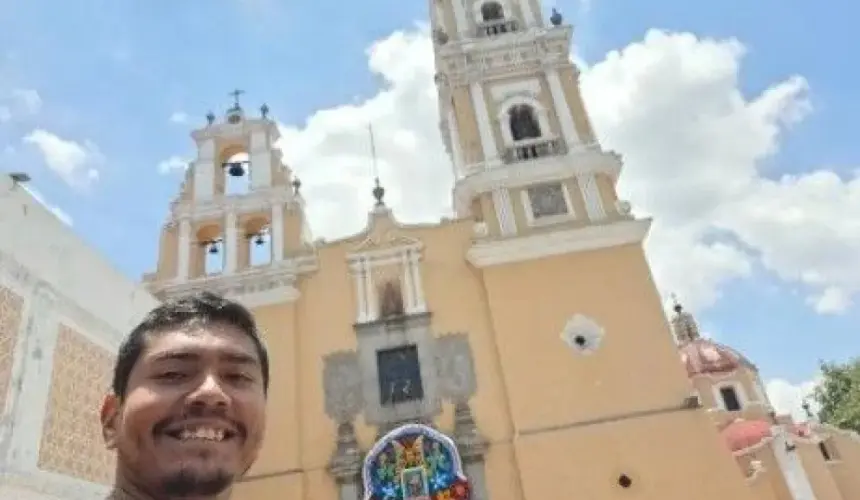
[8,172,30,184]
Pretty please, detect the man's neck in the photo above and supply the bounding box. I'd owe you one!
[106,486,227,500]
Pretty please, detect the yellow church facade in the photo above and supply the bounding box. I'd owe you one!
[133,2,859,500]
[1,0,859,499]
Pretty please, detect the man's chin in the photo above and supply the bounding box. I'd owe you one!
[161,465,235,498]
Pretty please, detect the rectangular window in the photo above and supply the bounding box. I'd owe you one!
[377,345,424,406]
[720,386,742,411]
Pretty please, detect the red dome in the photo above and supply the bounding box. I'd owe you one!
[678,338,754,377]
[721,419,772,452]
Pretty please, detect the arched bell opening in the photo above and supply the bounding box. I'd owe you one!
[245,216,272,267]
[196,224,225,276]
[218,144,251,196]
[508,104,542,141]
[480,1,504,21]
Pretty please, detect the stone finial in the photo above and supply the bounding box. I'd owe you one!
[328,421,363,483]
[452,401,487,463]
[670,297,700,344]
[372,177,385,207]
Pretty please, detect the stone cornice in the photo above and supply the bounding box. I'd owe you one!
[146,255,317,308]
[453,145,622,208]
[434,25,574,86]
[168,186,298,223]
[467,218,652,268]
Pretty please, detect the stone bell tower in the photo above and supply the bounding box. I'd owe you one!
[144,92,315,305]
[431,0,643,251]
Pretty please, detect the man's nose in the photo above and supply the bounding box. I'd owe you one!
[187,374,229,409]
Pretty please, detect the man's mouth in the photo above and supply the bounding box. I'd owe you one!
[159,421,241,443]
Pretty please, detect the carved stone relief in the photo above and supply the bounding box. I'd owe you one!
[323,351,364,423]
[434,333,477,402]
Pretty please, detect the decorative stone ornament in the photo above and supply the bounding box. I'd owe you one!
[363,423,470,500]
[560,314,604,355]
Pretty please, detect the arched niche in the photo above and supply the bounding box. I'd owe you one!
[195,223,224,276]
[243,215,272,267]
[216,142,251,196]
[496,95,552,146]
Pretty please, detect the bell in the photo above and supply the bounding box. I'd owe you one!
[208,243,219,254]
[227,162,245,177]
[254,234,265,246]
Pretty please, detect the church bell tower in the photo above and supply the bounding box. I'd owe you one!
[144,92,315,305]
[432,0,642,249]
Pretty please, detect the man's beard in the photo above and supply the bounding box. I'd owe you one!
[161,466,233,497]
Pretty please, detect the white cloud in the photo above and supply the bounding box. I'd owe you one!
[169,111,189,124]
[157,155,190,174]
[0,87,41,122]
[23,186,73,226]
[263,26,857,314]
[22,129,101,188]
[766,377,820,422]
[11,88,41,114]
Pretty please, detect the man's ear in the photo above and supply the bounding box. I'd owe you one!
[100,393,120,450]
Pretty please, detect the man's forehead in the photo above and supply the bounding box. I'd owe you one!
[142,324,259,361]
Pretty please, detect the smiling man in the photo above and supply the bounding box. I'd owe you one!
[100,291,269,500]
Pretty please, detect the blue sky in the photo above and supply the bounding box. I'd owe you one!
[1,0,856,407]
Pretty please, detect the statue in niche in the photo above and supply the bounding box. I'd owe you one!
[379,280,405,318]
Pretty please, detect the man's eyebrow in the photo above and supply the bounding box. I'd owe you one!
[149,351,199,363]
[146,349,259,366]
[220,352,259,366]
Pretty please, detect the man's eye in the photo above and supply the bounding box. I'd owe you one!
[226,372,254,383]
[156,371,186,381]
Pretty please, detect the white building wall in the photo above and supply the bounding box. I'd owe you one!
[0,175,160,498]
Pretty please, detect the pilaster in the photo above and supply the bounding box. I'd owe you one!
[224,211,238,274]
[177,218,191,280]
[545,66,581,147]
[3,284,60,473]
[271,203,284,262]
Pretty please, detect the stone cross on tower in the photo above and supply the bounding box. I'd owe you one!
[229,89,245,110]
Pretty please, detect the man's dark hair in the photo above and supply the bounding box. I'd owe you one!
[112,291,270,399]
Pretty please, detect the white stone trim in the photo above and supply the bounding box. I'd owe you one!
[770,426,817,500]
[149,256,314,305]
[577,173,605,221]
[492,188,517,235]
[454,146,620,207]
[3,286,60,474]
[177,218,191,280]
[712,380,747,411]
[520,181,575,227]
[489,78,541,103]
[192,138,215,202]
[469,82,499,164]
[347,242,427,323]
[451,0,469,37]
[545,67,581,146]
[447,108,465,177]
[170,186,296,223]
[467,218,651,267]
[224,211,238,274]
[496,95,552,146]
[271,203,284,262]
[515,0,536,27]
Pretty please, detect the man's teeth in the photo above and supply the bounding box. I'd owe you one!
[177,428,226,441]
